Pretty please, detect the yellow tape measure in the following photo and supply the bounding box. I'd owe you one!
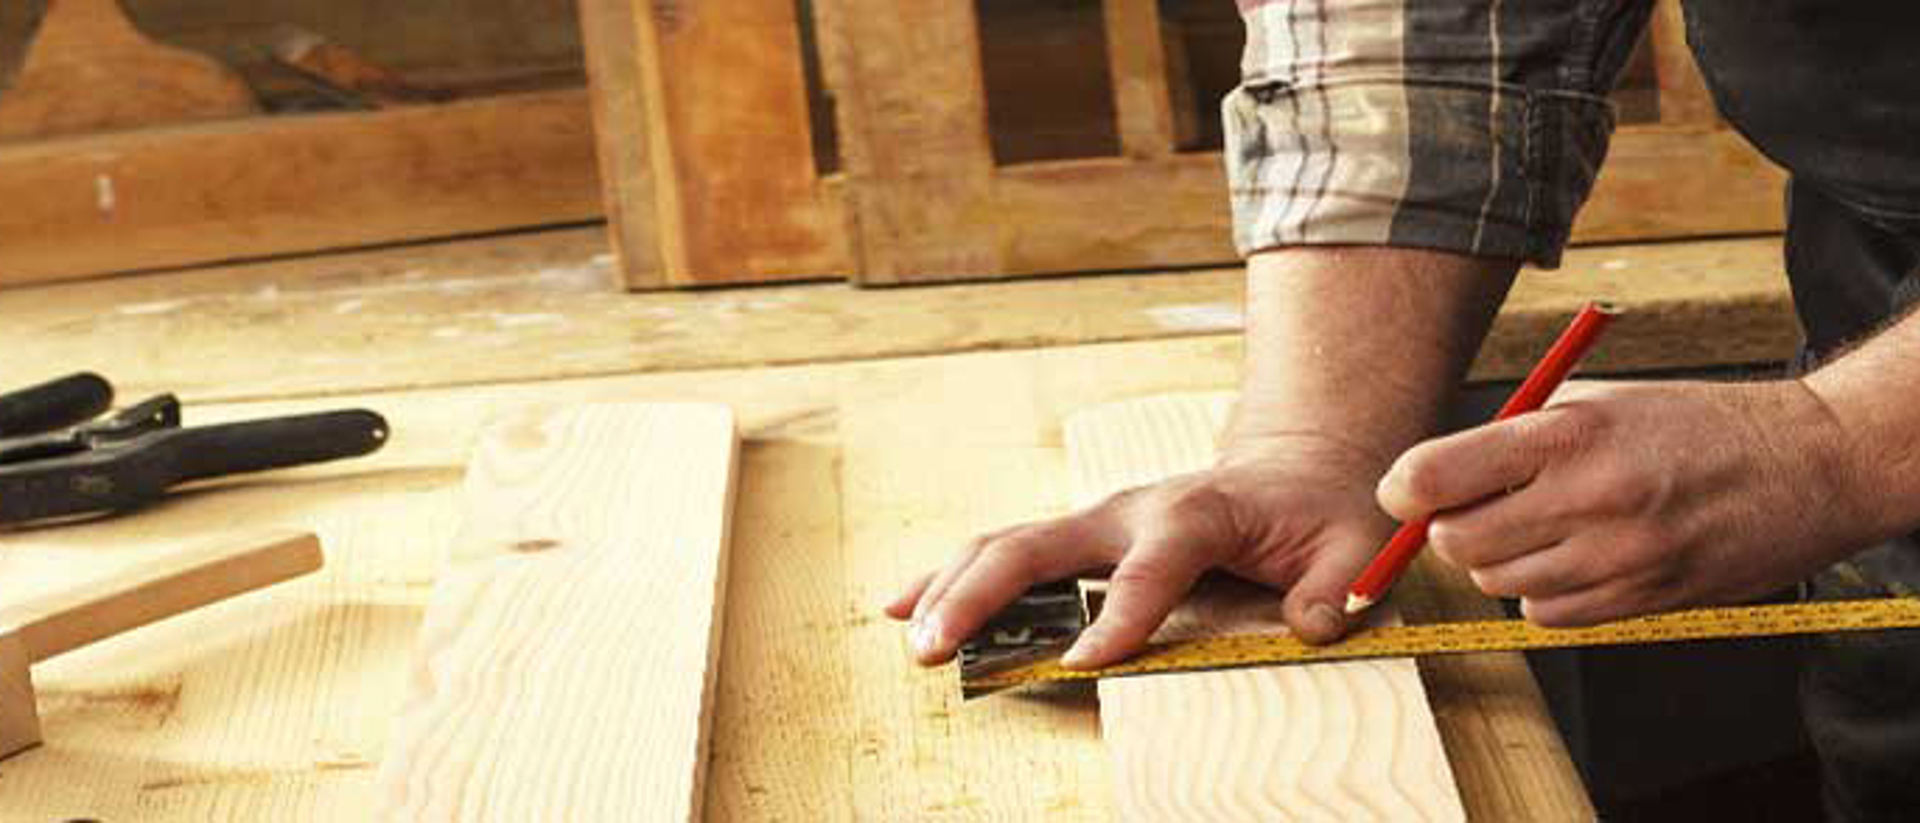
[963,598,1920,692]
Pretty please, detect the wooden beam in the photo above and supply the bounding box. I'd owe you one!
[966,125,1783,280]
[1101,0,1177,159]
[819,0,1003,283]
[0,90,601,288]
[574,0,663,284]
[1580,126,1783,241]
[1066,394,1472,820]
[378,403,739,821]
[580,0,849,288]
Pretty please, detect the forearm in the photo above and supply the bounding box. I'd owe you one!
[1804,308,1920,540]
[1224,247,1519,469]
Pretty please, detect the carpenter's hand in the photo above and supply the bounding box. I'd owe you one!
[1377,379,1870,626]
[885,436,1396,669]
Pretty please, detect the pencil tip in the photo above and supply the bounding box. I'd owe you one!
[1344,594,1373,615]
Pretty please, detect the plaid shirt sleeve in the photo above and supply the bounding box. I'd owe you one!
[1226,0,1655,268]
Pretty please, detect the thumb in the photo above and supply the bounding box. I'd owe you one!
[1278,534,1377,644]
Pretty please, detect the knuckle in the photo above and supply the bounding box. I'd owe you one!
[1548,397,1612,442]
[978,536,1038,575]
[1150,480,1232,521]
[1094,485,1146,516]
[1611,523,1671,564]
[1394,448,1450,509]
[1591,464,1659,515]
[1111,555,1179,588]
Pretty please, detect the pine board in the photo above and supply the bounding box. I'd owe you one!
[1065,394,1465,820]
[377,403,739,821]
[0,338,1589,818]
[1,230,1796,408]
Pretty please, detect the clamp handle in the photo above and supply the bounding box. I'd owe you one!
[0,373,111,438]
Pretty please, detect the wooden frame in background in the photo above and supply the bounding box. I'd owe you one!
[585,0,1784,288]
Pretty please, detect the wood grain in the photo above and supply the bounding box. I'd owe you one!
[0,0,258,142]
[0,89,600,287]
[7,530,322,663]
[378,403,738,821]
[580,0,848,288]
[0,633,39,759]
[0,530,322,759]
[810,0,1775,284]
[1102,0,1177,159]
[0,328,1590,817]
[818,0,1004,283]
[0,229,1797,406]
[574,0,663,288]
[1066,394,1468,821]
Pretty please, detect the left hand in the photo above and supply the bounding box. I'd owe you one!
[1375,378,1876,626]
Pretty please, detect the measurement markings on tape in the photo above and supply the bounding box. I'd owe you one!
[962,598,1920,693]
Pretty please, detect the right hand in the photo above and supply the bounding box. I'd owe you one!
[884,434,1398,669]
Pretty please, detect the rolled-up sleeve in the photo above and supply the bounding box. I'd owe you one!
[1226,0,1654,268]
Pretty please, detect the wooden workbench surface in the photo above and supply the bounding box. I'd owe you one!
[0,227,1801,818]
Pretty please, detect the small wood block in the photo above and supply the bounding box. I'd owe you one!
[0,633,40,759]
[379,403,739,821]
[0,0,259,142]
[0,529,321,761]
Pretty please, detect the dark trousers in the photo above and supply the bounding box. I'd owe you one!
[1787,183,1920,823]
[1682,2,1920,819]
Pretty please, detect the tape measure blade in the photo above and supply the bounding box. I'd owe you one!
[960,598,1920,694]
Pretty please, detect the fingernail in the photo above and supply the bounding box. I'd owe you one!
[1306,604,1341,639]
[910,615,943,657]
[1061,631,1100,669]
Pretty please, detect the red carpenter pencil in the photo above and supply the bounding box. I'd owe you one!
[1345,301,1621,614]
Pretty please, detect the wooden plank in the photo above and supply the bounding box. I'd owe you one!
[1648,0,1717,125]
[1,530,322,759]
[574,0,663,284]
[378,403,738,820]
[819,0,1003,283]
[582,0,847,287]
[995,153,1231,275]
[6,531,322,664]
[1393,552,1599,819]
[820,124,1777,286]
[984,127,1781,278]
[0,89,601,288]
[0,477,408,818]
[704,438,855,818]
[0,335,1589,818]
[1066,394,1468,821]
[0,230,1797,405]
[834,354,1118,819]
[1579,126,1781,241]
[1101,0,1177,159]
